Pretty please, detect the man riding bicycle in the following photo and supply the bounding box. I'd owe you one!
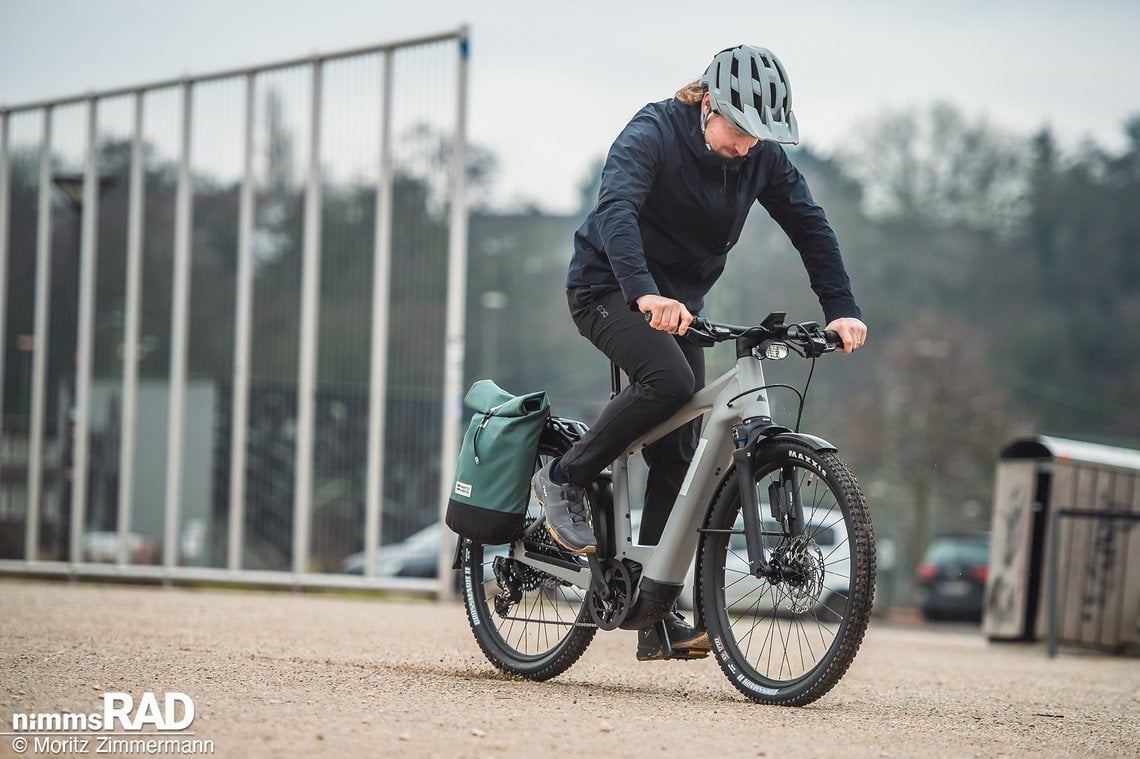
[532,44,867,661]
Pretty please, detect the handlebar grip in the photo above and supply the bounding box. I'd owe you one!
[643,311,712,329]
[824,330,843,349]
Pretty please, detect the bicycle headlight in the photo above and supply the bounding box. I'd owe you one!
[762,342,789,360]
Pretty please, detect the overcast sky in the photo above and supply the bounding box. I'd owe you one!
[2,0,1138,212]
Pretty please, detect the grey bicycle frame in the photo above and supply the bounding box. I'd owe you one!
[511,347,776,591]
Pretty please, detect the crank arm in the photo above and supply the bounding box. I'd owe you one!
[586,553,611,599]
[515,550,591,587]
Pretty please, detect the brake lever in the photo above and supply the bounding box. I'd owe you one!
[682,316,719,346]
[785,322,838,357]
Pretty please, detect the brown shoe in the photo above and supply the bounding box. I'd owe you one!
[636,611,710,661]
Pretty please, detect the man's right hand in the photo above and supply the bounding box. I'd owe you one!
[637,294,694,336]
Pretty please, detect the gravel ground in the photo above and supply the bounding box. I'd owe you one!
[1,578,1137,758]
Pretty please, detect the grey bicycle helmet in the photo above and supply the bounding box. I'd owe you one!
[700,45,799,144]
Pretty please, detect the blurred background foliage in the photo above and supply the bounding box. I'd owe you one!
[4,101,1137,586]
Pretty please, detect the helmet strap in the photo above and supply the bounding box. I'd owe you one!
[699,93,712,134]
[700,104,713,151]
[699,94,715,151]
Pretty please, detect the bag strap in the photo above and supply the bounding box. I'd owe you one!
[471,405,501,464]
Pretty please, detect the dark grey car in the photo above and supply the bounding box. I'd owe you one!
[916,533,990,622]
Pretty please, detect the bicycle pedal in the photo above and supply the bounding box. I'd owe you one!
[637,647,709,662]
[672,645,709,659]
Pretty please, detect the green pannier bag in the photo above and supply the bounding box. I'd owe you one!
[445,380,550,544]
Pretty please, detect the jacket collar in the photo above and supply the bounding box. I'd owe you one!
[668,99,758,171]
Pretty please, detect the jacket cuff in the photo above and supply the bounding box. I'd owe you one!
[822,299,862,325]
[621,276,659,309]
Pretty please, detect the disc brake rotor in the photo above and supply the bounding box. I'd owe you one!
[780,535,826,614]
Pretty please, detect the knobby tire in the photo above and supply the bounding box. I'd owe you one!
[699,441,875,705]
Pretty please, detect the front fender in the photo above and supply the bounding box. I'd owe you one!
[750,428,837,455]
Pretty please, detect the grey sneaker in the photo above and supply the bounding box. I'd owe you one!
[636,610,710,661]
[531,460,596,554]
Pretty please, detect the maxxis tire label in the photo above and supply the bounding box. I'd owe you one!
[787,448,826,478]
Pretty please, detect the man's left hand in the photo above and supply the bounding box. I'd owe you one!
[825,317,868,354]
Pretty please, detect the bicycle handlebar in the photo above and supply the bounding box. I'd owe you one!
[682,314,843,358]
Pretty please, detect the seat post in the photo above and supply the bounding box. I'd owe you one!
[610,362,622,399]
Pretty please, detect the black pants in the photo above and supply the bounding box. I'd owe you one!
[560,286,706,545]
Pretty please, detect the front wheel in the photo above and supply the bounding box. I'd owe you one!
[699,441,875,705]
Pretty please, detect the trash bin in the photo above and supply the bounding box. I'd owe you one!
[983,435,1140,654]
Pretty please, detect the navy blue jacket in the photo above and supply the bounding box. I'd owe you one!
[568,98,861,323]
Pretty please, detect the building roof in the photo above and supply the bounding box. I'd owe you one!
[1000,435,1140,472]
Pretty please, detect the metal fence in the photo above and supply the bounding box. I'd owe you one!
[0,28,469,592]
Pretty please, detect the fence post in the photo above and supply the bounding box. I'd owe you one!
[292,58,323,579]
[365,50,395,580]
[437,27,470,598]
[26,107,54,565]
[0,112,8,499]
[68,97,101,566]
[228,72,256,574]
[163,80,194,575]
[116,91,145,566]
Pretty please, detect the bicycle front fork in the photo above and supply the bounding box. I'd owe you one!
[732,437,805,579]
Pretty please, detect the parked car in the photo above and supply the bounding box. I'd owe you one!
[341,522,451,578]
[81,531,158,564]
[341,523,508,586]
[915,533,990,622]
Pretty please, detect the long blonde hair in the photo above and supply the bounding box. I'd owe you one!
[674,80,705,105]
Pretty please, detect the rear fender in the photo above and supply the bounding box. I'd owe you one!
[541,415,589,451]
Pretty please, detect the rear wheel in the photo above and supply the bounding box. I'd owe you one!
[700,441,875,705]
[460,441,596,680]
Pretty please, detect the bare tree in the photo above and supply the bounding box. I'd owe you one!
[851,317,1029,602]
[841,103,1028,233]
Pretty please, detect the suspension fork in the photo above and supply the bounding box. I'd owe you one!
[770,465,806,536]
[732,434,805,578]
[732,447,773,578]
